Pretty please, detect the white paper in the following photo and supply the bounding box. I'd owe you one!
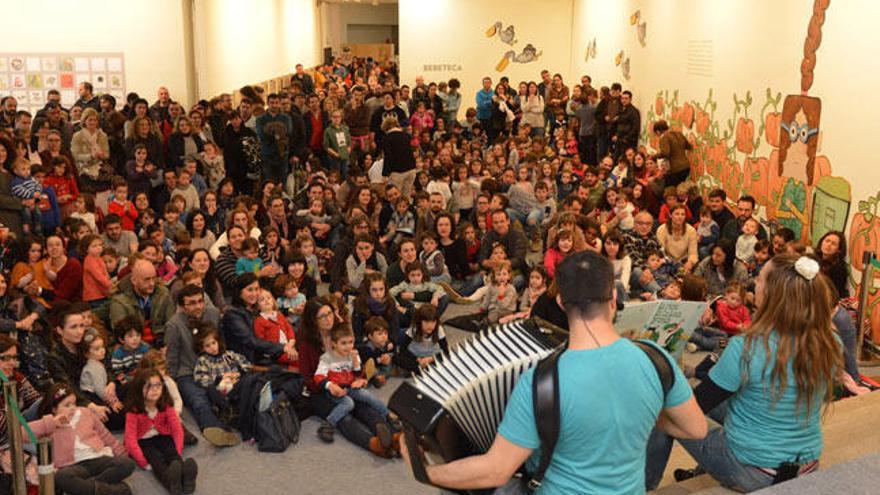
[107,57,122,72]
[74,57,89,72]
[90,57,105,72]
[25,57,40,72]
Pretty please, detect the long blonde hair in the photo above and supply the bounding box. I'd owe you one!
[743,253,841,416]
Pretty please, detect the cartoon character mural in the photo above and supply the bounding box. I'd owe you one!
[641,0,880,343]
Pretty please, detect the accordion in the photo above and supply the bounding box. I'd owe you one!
[389,318,567,487]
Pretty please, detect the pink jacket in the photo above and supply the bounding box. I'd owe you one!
[28,408,126,469]
[124,407,184,468]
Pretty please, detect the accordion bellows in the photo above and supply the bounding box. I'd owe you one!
[390,319,564,458]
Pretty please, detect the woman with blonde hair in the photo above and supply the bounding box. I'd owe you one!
[647,253,858,492]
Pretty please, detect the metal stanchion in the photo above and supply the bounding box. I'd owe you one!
[857,251,875,361]
[2,381,26,495]
[37,439,54,495]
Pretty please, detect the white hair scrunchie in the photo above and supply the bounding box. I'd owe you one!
[795,256,820,281]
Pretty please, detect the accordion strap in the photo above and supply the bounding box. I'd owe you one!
[526,340,675,490]
[527,347,564,490]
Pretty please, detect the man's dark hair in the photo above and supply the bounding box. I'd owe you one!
[708,188,726,201]
[611,83,622,91]
[81,82,94,93]
[556,251,614,319]
[103,213,121,226]
[738,195,756,208]
[622,90,633,98]
[176,283,205,306]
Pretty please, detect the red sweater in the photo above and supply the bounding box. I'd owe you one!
[715,301,751,335]
[254,313,298,370]
[124,407,184,468]
[107,199,139,231]
[54,257,83,304]
[42,174,79,206]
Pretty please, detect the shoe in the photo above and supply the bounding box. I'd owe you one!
[686,342,698,353]
[375,422,393,450]
[182,458,198,494]
[438,281,467,304]
[164,459,183,495]
[673,466,705,482]
[317,422,335,443]
[202,427,240,447]
[371,375,387,388]
[369,436,395,458]
[183,426,199,446]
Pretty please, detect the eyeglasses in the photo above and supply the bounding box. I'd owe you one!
[0,355,20,362]
[316,310,334,320]
[144,382,163,390]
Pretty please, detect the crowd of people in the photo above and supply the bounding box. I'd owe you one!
[0,56,874,494]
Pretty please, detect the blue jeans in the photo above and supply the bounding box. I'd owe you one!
[645,401,777,492]
[456,272,486,297]
[326,156,349,180]
[176,375,223,430]
[326,387,388,426]
[690,327,729,351]
[506,208,543,237]
[833,305,860,381]
[630,268,661,295]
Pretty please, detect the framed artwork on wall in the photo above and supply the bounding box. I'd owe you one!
[0,53,125,114]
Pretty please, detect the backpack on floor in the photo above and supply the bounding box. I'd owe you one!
[255,389,301,453]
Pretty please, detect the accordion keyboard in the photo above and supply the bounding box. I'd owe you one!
[409,319,556,452]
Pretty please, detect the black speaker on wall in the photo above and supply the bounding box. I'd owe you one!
[323,48,333,65]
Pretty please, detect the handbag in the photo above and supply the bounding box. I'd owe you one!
[255,389,301,453]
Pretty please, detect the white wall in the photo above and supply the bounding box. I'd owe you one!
[322,3,399,54]
[399,0,574,111]
[193,0,322,99]
[3,0,191,105]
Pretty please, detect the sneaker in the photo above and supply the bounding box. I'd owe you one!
[686,342,698,353]
[182,458,198,494]
[202,427,240,447]
[317,422,335,443]
[371,375,387,388]
[163,459,183,495]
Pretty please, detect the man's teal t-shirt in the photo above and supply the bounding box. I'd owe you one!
[497,339,692,494]
[709,333,825,467]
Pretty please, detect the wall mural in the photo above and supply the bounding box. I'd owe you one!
[486,20,542,72]
[641,87,880,338]
[640,0,880,340]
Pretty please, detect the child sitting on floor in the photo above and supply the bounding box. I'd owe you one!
[274,274,306,329]
[193,323,250,417]
[396,305,449,374]
[124,369,198,494]
[111,316,151,388]
[79,328,123,412]
[640,250,681,300]
[715,282,751,336]
[315,323,397,458]
[500,266,548,324]
[356,317,395,388]
[254,288,298,372]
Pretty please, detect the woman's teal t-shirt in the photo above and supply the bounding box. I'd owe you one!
[709,333,826,467]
